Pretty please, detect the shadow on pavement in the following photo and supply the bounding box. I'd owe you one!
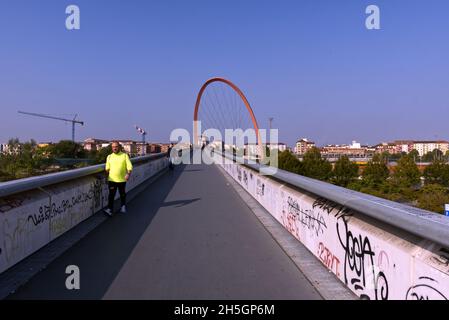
[8,165,187,300]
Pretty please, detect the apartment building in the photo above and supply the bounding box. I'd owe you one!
[413,141,449,157]
[295,138,315,155]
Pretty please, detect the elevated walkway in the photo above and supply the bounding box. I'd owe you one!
[8,164,323,300]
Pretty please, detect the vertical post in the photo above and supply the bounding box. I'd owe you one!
[72,122,75,142]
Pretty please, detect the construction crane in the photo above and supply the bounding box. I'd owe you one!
[18,111,84,142]
[135,125,147,156]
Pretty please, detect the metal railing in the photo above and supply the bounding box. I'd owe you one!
[0,153,167,198]
[214,149,449,249]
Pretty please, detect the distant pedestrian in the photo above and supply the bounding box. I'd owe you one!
[167,143,174,170]
[104,141,133,216]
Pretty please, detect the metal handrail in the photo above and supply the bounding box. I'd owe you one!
[214,149,449,249]
[0,152,167,198]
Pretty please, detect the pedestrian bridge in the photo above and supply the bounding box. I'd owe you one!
[1,151,449,300]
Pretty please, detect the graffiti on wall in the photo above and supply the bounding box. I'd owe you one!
[318,242,341,277]
[336,209,389,300]
[27,178,105,228]
[281,196,301,240]
[312,197,351,218]
[282,196,327,238]
[300,207,327,237]
[219,162,449,300]
[243,170,248,189]
[311,197,390,300]
[406,277,447,300]
[2,217,41,264]
[0,197,25,213]
[30,193,86,227]
[1,160,165,273]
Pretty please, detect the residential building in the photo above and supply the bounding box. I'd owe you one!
[83,138,109,151]
[413,141,449,157]
[321,144,370,158]
[149,144,162,153]
[266,143,287,152]
[136,142,151,156]
[393,140,414,154]
[375,142,398,154]
[117,140,137,156]
[160,144,171,153]
[243,143,287,157]
[295,138,315,155]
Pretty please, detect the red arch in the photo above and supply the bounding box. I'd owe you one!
[193,77,262,153]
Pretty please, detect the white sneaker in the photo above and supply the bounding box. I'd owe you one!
[120,206,127,213]
[104,208,113,217]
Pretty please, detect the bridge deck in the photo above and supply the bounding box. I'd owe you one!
[9,164,322,300]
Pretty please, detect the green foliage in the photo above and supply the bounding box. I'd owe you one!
[277,147,449,215]
[409,149,420,162]
[384,151,406,162]
[362,153,389,187]
[422,149,445,162]
[0,138,53,180]
[302,147,332,181]
[392,154,421,187]
[332,156,359,187]
[424,160,449,187]
[93,145,112,164]
[49,140,87,159]
[417,184,449,214]
[277,150,303,174]
[0,138,117,181]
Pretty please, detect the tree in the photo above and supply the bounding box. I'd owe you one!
[422,149,443,162]
[417,184,449,214]
[302,147,332,181]
[278,150,303,175]
[94,145,112,164]
[49,140,87,159]
[409,149,420,162]
[392,154,421,187]
[362,153,390,187]
[0,138,50,180]
[17,141,36,176]
[7,138,21,153]
[381,151,391,162]
[422,152,433,162]
[332,156,359,187]
[387,152,406,162]
[423,160,449,187]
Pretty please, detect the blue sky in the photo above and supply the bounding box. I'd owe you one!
[0,0,448,147]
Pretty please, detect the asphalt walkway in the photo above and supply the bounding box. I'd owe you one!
[9,163,322,300]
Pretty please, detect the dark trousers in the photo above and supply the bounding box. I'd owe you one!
[108,181,127,210]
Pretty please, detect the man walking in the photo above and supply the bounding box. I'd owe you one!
[104,141,133,216]
[167,143,174,170]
